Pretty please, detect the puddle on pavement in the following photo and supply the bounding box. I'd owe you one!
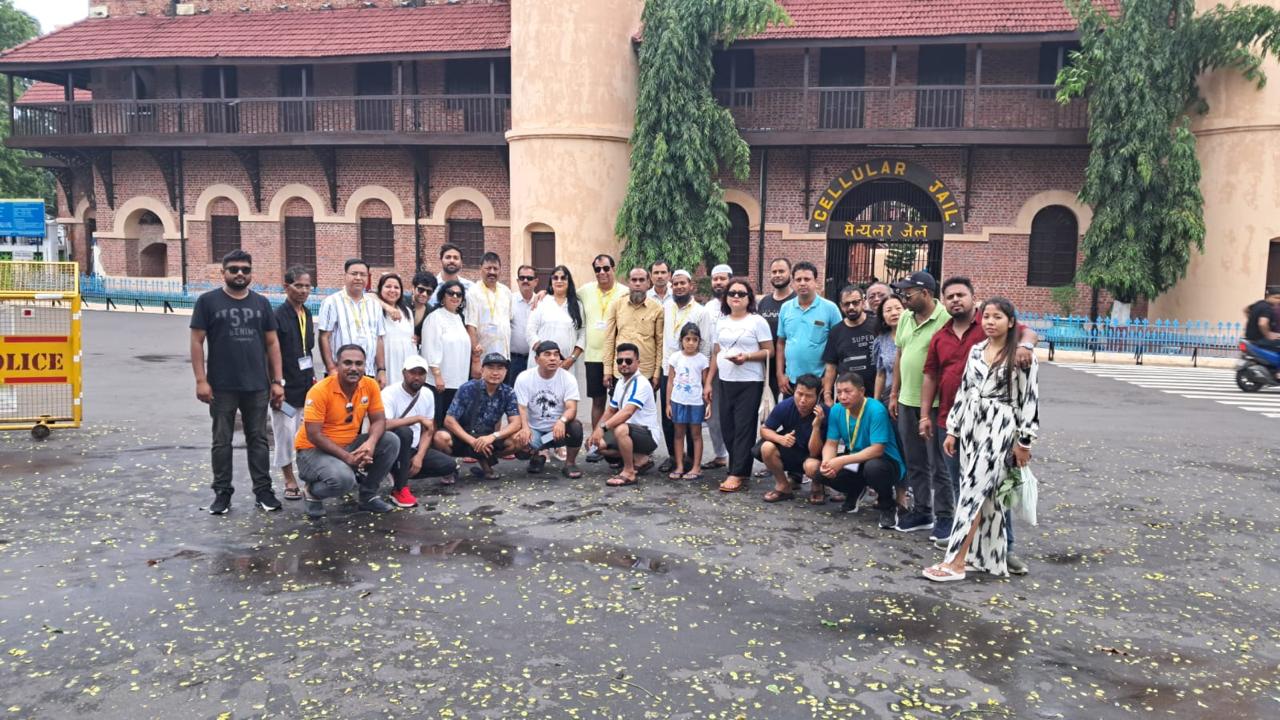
[134,354,186,363]
[468,505,505,518]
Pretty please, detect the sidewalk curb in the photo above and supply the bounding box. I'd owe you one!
[1040,348,1237,370]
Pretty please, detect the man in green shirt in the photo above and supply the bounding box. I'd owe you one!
[889,272,951,533]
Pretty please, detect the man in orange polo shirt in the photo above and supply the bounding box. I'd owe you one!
[295,344,400,518]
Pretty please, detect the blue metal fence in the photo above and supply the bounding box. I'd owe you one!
[79,275,336,314]
[1021,313,1243,365]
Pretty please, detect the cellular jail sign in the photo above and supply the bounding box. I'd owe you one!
[809,160,964,237]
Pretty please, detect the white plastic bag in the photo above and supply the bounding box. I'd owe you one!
[1011,466,1039,526]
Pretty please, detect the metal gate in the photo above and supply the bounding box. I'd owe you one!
[0,262,82,437]
[823,179,944,299]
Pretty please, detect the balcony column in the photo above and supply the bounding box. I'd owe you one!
[974,44,982,127]
[889,46,897,102]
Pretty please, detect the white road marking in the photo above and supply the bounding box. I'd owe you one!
[1054,362,1279,419]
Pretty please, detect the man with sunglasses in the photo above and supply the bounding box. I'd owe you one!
[822,285,879,406]
[577,254,626,462]
[508,264,539,385]
[295,344,398,518]
[269,265,318,502]
[591,343,659,486]
[190,250,285,515]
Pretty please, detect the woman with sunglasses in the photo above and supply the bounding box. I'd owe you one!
[706,278,774,493]
[421,279,472,429]
[410,271,438,345]
[376,273,416,387]
[527,265,586,371]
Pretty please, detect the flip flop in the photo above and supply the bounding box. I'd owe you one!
[606,474,638,487]
[681,472,703,481]
[922,564,966,582]
[283,486,302,501]
[700,459,728,470]
[635,459,655,475]
[719,478,744,493]
[668,471,686,480]
[763,489,795,503]
[561,464,583,479]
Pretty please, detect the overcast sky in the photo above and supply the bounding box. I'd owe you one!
[16,0,88,35]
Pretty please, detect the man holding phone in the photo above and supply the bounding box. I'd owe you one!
[270,265,317,502]
[512,341,584,478]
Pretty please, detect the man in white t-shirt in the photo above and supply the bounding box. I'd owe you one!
[381,355,459,508]
[465,251,515,372]
[512,340,584,478]
[591,343,659,487]
[317,258,387,383]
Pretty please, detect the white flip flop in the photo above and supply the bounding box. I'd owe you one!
[922,564,966,582]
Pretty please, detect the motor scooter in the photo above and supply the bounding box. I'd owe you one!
[1236,341,1280,392]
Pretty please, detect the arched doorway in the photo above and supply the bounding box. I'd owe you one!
[811,160,960,299]
[139,242,168,277]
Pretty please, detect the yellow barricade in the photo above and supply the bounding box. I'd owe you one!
[0,261,82,437]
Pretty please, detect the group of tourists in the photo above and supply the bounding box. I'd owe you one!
[190,245,1041,582]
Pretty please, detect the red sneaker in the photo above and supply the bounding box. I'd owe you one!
[389,487,418,508]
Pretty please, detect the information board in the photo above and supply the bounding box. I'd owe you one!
[0,200,46,238]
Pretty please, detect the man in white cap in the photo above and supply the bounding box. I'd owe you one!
[658,269,715,473]
[381,354,459,507]
[700,263,734,470]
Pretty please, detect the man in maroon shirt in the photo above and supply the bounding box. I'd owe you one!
[918,277,1037,571]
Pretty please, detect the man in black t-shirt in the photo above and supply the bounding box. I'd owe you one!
[756,258,795,402]
[190,250,285,515]
[1244,286,1280,351]
[822,285,879,405]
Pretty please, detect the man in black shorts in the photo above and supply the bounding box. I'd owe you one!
[434,353,524,480]
[755,374,828,503]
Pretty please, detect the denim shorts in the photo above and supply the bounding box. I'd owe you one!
[671,402,705,425]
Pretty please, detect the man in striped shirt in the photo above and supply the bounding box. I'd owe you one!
[317,258,388,385]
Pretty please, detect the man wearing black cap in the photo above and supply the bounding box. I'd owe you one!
[512,340,584,477]
[433,352,523,480]
[887,271,951,534]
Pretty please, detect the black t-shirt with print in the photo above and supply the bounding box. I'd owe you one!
[822,315,880,390]
[190,289,278,392]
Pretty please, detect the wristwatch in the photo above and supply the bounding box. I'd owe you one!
[271,378,285,386]
[1018,342,1035,351]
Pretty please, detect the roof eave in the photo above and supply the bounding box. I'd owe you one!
[0,47,512,75]
[731,30,1082,49]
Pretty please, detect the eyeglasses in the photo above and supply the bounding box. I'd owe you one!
[842,299,863,306]
[615,357,635,366]
[343,402,354,424]
[593,265,612,273]
[726,290,750,298]
[225,266,252,275]
[518,275,537,282]
[347,271,369,278]
[443,290,464,298]
[290,283,312,290]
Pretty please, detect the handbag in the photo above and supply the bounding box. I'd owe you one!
[1011,465,1039,527]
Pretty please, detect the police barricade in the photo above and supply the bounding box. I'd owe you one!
[0,261,82,438]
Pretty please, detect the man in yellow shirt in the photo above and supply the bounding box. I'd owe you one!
[577,253,626,461]
[603,267,665,391]
[295,344,399,519]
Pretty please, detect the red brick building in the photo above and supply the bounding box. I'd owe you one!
[0,0,1113,314]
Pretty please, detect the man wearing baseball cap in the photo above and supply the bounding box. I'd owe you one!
[381,355,461,507]
[434,353,523,480]
[512,340,585,477]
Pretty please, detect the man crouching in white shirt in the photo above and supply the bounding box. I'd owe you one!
[381,355,460,507]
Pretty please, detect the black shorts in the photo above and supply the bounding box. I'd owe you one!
[604,423,658,456]
[752,439,810,474]
[585,362,608,399]
[444,432,510,460]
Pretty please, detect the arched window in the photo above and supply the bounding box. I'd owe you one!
[358,200,395,266]
[283,199,316,275]
[208,198,241,262]
[725,203,750,276]
[1027,205,1078,287]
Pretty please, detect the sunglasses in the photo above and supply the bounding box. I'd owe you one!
[343,402,354,424]
[726,290,750,298]
[414,286,431,293]
[518,275,537,282]
[615,357,635,366]
[593,265,612,273]
[843,299,863,306]
[225,266,252,275]
[443,290,464,298]
[551,274,568,282]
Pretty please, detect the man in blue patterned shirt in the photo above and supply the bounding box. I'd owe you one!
[434,353,523,480]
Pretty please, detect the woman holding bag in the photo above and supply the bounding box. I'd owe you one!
[923,297,1038,581]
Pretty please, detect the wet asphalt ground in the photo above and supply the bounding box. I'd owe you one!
[1,311,1277,719]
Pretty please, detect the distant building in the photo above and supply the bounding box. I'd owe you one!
[1,0,1273,321]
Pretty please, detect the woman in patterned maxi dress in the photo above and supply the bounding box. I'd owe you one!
[924,298,1038,581]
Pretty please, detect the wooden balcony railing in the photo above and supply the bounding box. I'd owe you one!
[714,85,1087,134]
[10,94,512,141]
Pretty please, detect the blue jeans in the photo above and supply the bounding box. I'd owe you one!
[945,446,1014,552]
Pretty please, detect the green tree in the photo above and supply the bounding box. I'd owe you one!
[615,0,788,273]
[1058,0,1280,302]
[0,0,53,208]
[882,243,916,281]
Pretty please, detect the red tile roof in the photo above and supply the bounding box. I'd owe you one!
[0,4,511,68]
[748,0,1119,41]
[15,81,91,104]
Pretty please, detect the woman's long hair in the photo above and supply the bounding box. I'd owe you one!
[982,296,1020,402]
[377,273,413,318]
[550,264,584,331]
[437,279,468,315]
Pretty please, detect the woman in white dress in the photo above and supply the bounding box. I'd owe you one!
[376,273,416,382]
[421,279,474,428]
[924,297,1039,582]
[527,265,585,369]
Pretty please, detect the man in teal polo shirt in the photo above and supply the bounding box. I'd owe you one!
[889,271,951,534]
[806,371,905,530]
[775,261,842,398]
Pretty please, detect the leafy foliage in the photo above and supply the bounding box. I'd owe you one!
[0,1,52,207]
[1058,0,1280,302]
[615,0,789,273]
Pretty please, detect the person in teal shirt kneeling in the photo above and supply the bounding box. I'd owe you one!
[806,371,907,530]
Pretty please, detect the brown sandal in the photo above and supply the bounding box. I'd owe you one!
[763,489,795,503]
[606,474,638,487]
[719,477,745,493]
